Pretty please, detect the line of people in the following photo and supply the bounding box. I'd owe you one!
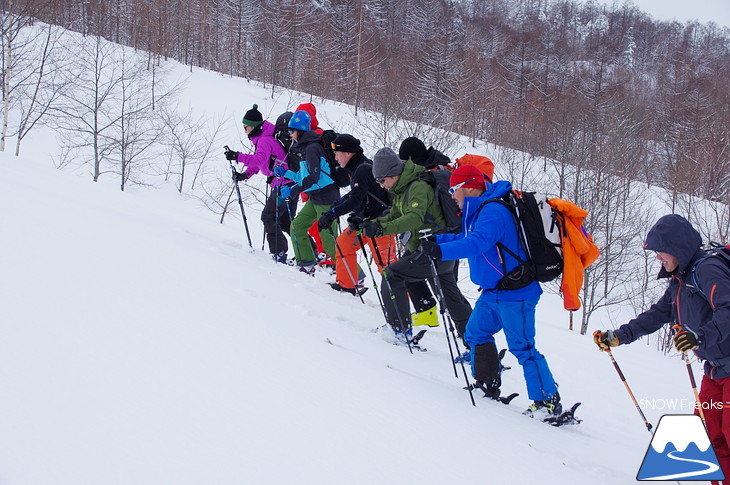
[225,102,563,418]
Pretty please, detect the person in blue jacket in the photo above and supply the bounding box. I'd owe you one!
[274,109,340,274]
[419,164,562,416]
[594,214,730,480]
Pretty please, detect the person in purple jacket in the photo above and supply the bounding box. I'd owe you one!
[225,104,299,263]
[594,214,730,482]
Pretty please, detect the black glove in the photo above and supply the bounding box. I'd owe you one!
[232,171,249,182]
[419,240,442,260]
[318,210,337,231]
[347,214,364,231]
[225,149,239,161]
[360,221,383,239]
[673,330,699,352]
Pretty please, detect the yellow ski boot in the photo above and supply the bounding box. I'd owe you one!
[412,305,439,327]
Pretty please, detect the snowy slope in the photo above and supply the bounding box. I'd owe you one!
[0,148,704,485]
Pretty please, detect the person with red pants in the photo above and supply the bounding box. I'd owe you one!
[594,214,730,484]
[316,134,396,295]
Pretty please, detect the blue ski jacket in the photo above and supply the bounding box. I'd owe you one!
[435,180,541,302]
[614,214,730,379]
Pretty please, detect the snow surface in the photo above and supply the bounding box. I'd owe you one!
[0,38,709,484]
[0,139,708,485]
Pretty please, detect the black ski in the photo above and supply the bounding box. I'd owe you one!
[543,402,582,427]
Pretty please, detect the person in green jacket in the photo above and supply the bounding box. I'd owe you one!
[359,148,472,344]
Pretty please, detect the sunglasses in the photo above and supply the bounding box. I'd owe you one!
[448,177,476,195]
[375,177,386,184]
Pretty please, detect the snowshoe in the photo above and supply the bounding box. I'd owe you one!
[466,378,519,405]
[454,349,471,364]
[329,282,368,296]
[543,402,582,427]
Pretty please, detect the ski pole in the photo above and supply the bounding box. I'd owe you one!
[356,232,387,318]
[329,227,365,304]
[420,247,475,406]
[262,183,270,252]
[225,145,252,249]
[672,325,706,423]
[598,343,652,433]
[371,236,413,354]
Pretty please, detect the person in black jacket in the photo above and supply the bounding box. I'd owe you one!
[317,134,397,295]
[594,214,730,479]
[274,110,340,274]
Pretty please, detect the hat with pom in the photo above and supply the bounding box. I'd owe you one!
[242,104,264,127]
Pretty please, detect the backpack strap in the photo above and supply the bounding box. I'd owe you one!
[691,247,730,301]
[480,195,535,288]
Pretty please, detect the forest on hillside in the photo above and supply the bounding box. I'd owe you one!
[13,0,730,203]
[2,0,729,336]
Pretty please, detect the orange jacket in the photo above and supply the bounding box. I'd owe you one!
[548,198,600,311]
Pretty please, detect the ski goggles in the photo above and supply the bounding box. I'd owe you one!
[448,177,476,195]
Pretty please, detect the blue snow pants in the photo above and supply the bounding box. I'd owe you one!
[464,295,558,402]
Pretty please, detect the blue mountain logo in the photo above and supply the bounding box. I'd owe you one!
[637,414,725,481]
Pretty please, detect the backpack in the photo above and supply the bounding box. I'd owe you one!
[455,154,495,182]
[274,111,294,153]
[483,191,563,290]
[405,169,462,234]
[691,242,730,301]
[320,129,350,188]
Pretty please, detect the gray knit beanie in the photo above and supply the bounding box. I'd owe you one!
[372,147,404,179]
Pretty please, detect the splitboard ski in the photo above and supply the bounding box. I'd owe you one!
[543,402,582,427]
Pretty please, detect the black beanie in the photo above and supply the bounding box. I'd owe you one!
[242,104,264,127]
[399,137,428,164]
[331,134,362,153]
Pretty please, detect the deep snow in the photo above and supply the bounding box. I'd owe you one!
[0,32,709,483]
[0,145,705,485]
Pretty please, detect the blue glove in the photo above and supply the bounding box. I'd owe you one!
[273,166,286,177]
[279,186,292,199]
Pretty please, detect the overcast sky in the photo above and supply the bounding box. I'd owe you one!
[585,0,730,28]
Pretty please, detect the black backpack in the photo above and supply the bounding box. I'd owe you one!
[405,168,462,234]
[483,191,563,290]
[691,242,730,301]
[274,111,294,153]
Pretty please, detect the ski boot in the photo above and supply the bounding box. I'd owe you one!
[412,305,439,327]
[523,391,562,418]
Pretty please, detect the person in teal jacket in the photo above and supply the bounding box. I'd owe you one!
[419,164,561,416]
[274,110,340,274]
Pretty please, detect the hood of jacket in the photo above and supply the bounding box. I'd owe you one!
[644,214,703,276]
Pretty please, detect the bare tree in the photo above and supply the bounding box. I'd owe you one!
[159,104,226,193]
[13,23,68,156]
